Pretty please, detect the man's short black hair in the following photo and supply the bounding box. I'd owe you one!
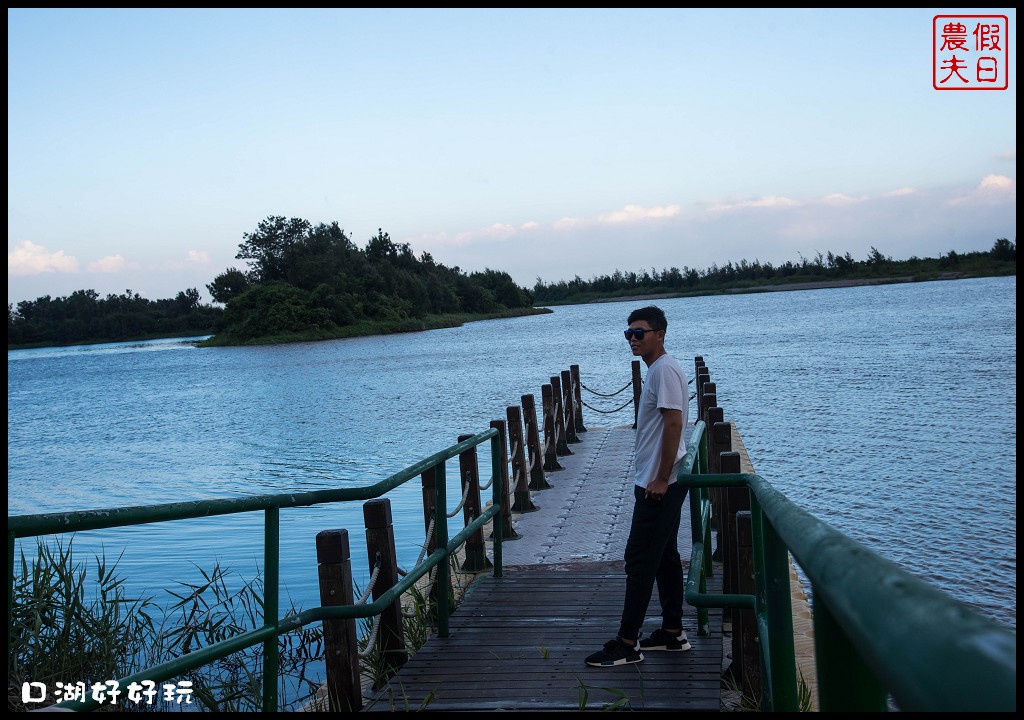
[627,305,667,332]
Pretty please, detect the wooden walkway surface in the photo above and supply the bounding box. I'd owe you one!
[361,424,727,712]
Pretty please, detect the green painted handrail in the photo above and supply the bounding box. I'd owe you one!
[7,428,504,712]
[678,420,1016,712]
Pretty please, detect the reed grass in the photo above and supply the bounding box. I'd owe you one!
[9,537,478,712]
[8,539,322,712]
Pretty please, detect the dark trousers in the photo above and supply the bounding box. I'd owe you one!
[616,481,688,642]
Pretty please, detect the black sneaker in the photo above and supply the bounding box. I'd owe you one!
[584,638,644,667]
[638,628,692,652]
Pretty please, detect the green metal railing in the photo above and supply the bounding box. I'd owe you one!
[7,428,505,712]
[678,420,1016,712]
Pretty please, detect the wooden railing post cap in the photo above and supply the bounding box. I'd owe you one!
[316,529,350,564]
[363,498,393,528]
[720,452,742,472]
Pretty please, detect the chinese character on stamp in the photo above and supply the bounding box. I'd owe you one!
[934,15,1009,90]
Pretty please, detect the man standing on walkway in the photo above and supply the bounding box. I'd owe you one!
[585,305,692,667]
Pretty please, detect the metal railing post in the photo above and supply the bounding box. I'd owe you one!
[457,434,493,572]
[490,432,504,578]
[434,461,450,638]
[263,507,280,712]
[489,419,518,541]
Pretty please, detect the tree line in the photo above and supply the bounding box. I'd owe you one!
[203,216,534,344]
[7,288,221,348]
[8,215,535,348]
[530,238,1016,303]
[8,226,1014,349]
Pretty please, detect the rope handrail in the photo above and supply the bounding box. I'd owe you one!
[582,398,634,414]
[356,559,382,604]
[357,616,382,660]
[397,514,436,577]
[447,481,472,518]
[580,380,632,397]
[543,434,555,453]
[354,558,384,660]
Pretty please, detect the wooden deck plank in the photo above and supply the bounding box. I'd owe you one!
[361,564,723,712]
[359,426,725,712]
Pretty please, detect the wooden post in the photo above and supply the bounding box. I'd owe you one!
[631,360,642,428]
[696,366,710,423]
[550,375,572,456]
[702,381,716,419]
[522,394,553,487]
[489,419,519,539]
[458,434,493,572]
[506,405,537,512]
[570,364,587,433]
[561,370,579,444]
[702,386,717,435]
[316,529,362,712]
[540,385,564,471]
[362,499,406,686]
[736,509,761,702]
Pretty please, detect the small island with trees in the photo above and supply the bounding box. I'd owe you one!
[6,215,1015,350]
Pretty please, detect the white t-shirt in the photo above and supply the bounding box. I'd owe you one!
[633,354,689,488]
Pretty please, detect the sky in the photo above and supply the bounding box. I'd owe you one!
[7,8,1017,306]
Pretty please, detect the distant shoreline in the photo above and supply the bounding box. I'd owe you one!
[581,272,975,305]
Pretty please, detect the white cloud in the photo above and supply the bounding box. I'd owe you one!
[822,193,867,206]
[706,196,800,213]
[429,177,1015,289]
[186,250,211,264]
[86,255,131,273]
[552,216,587,231]
[597,204,681,223]
[980,174,1014,190]
[484,223,516,236]
[947,174,1016,206]
[7,241,79,276]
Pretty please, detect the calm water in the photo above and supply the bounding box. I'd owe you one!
[7,276,1016,631]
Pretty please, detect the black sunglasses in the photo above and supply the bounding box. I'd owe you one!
[624,327,658,340]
